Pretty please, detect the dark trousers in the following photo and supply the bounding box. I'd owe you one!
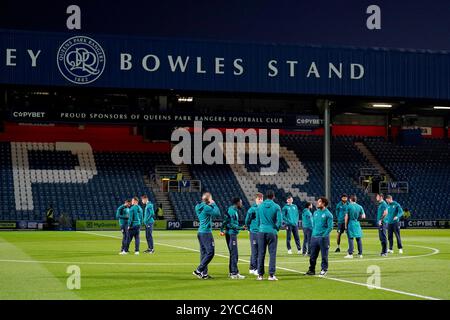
[286,225,301,251]
[309,236,330,272]
[120,224,129,252]
[127,226,140,252]
[249,232,258,270]
[378,223,388,254]
[388,222,403,250]
[257,232,278,277]
[348,236,363,255]
[145,223,154,250]
[225,233,239,275]
[302,228,312,254]
[197,232,215,275]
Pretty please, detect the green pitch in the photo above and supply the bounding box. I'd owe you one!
[0,229,449,300]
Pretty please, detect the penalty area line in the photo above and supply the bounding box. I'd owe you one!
[80,231,441,300]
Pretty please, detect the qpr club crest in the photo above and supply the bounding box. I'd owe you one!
[57,36,106,84]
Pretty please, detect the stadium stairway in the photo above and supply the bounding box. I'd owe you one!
[354,141,391,180]
[144,174,176,221]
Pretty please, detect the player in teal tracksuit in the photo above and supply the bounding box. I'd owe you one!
[141,195,156,254]
[116,199,131,254]
[386,195,404,253]
[256,190,282,280]
[335,194,349,252]
[345,195,366,258]
[244,193,263,275]
[301,202,313,256]
[127,197,143,254]
[376,193,389,256]
[221,198,246,279]
[193,192,221,279]
[305,197,333,277]
[282,196,302,254]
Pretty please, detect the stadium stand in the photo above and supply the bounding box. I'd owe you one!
[0,141,166,221]
[2,122,449,223]
[364,137,450,219]
[170,135,376,221]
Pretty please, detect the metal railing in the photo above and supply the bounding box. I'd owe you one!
[153,165,201,193]
[359,167,380,176]
[167,179,202,193]
[379,181,409,194]
[155,165,179,179]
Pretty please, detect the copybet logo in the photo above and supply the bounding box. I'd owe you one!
[11,142,97,211]
[57,36,106,84]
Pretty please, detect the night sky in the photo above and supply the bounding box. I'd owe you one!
[1,0,449,50]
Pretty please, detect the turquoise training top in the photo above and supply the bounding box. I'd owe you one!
[301,208,313,229]
[346,202,365,238]
[221,205,244,235]
[387,201,403,224]
[116,204,129,227]
[195,202,221,233]
[245,203,260,234]
[336,201,349,224]
[311,208,333,237]
[377,200,389,224]
[256,199,282,234]
[282,204,300,227]
[128,204,143,227]
[143,202,155,225]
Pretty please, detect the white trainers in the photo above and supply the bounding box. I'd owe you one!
[249,269,257,275]
[287,249,292,255]
[256,275,263,281]
[297,250,303,255]
[134,251,140,255]
[387,249,394,254]
[358,254,363,259]
[344,254,354,259]
[268,276,278,281]
[319,270,327,277]
[230,274,245,280]
[399,249,403,254]
[119,251,128,255]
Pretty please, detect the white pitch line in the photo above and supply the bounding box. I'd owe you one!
[81,231,441,300]
[276,245,440,264]
[0,259,228,266]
